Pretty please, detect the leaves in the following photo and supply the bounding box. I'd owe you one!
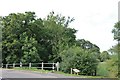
[60,46,99,75]
[1,11,101,76]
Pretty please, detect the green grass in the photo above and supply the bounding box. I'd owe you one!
[54,71,105,78]
[13,67,105,78]
[14,67,51,73]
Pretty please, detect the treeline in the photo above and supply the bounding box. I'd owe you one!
[96,21,119,78]
[1,11,108,75]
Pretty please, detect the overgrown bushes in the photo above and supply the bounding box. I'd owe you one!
[97,54,118,78]
[1,11,101,76]
[60,46,99,75]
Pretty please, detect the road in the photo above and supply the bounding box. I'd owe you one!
[0,69,116,80]
[1,69,80,78]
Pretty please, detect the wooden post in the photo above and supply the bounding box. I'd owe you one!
[13,63,15,68]
[56,62,59,71]
[6,64,8,68]
[71,68,72,74]
[41,62,43,70]
[29,63,31,69]
[77,72,78,75]
[52,62,55,72]
[20,62,22,68]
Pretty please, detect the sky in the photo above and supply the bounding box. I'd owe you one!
[0,0,119,52]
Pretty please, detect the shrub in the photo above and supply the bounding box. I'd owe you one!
[60,46,99,75]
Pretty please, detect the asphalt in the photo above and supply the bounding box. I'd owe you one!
[1,69,80,78]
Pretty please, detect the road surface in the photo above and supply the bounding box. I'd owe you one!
[1,69,80,78]
[0,69,116,80]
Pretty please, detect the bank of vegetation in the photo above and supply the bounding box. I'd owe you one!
[0,11,118,77]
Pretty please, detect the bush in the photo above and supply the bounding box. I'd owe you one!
[60,46,99,75]
[97,55,118,78]
[97,62,109,77]
[107,55,118,77]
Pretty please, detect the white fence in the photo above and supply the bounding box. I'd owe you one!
[2,62,60,71]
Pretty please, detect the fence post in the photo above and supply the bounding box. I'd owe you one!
[29,63,31,69]
[13,63,15,68]
[52,62,55,72]
[6,64,8,68]
[42,62,43,70]
[56,62,59,71]
[1,63,3,68]
[20,62,22,68]
[71,68,72,74]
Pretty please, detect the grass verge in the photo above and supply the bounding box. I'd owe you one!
[12,67,105,78]
[14,67,51,73]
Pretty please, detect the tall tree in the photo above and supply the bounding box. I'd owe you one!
[75,39,100,60]
[1,12,43,63]
[110,21,120,77]
[43,12,77,62]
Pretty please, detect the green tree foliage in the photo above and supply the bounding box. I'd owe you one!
[76,39,100,60]
[20,32,40,63]
[42,12,77,62]
[107,45,119,77]
[112,21,120,40]
[1,11,77,63]
[1,11,101,76]
[107,21,120,77]
[60,46,99,75]
[2,12,44,63]
[97,27,119,77]
[0,16,2,65]
[99,51,110,62]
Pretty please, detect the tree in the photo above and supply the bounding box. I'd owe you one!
[0,16,2,65]
[42,12,77,62]
[20,32,41,63]
[1,11,77,63]
[112,21,120,40]
[1,11,101,76]
[1,12,44,63]
[99,51,110,62]
[108,21,120,77]
[75,39,100,60]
